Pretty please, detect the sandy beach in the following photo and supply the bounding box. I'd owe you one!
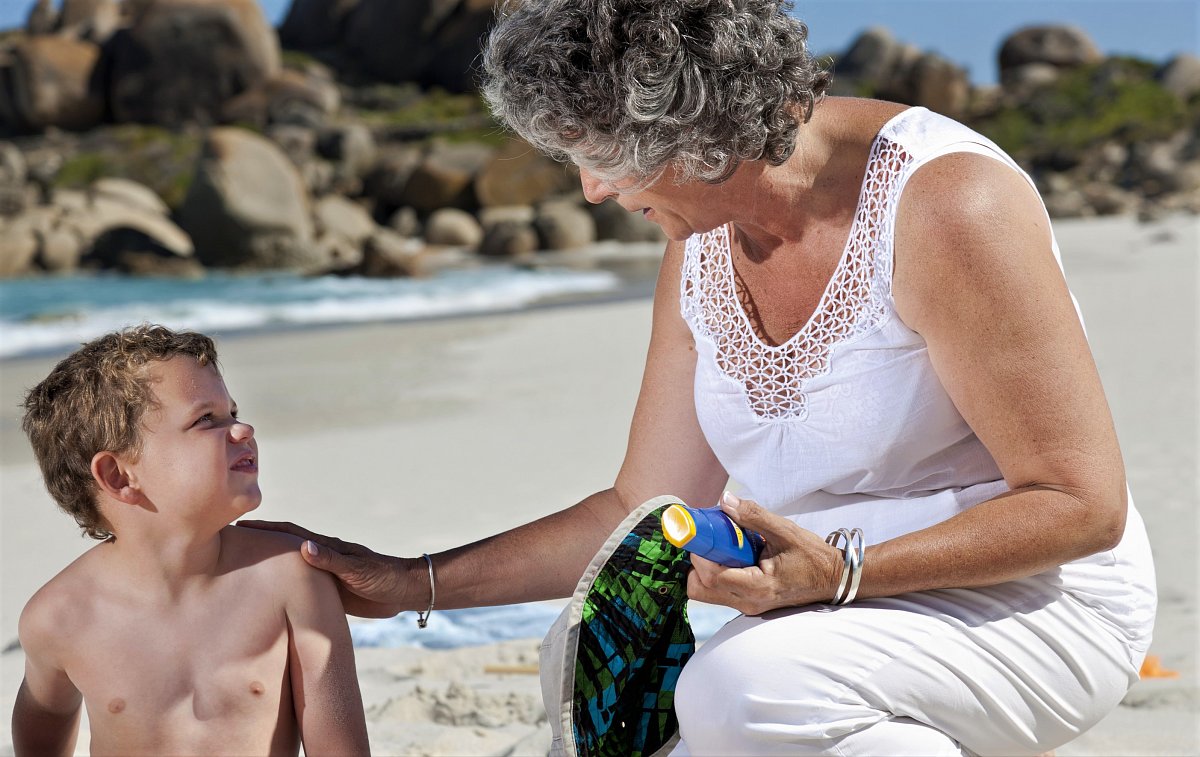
[1,215,1196,755]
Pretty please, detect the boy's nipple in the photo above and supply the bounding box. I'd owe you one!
[107,697,126,714]
[249,680,265,696]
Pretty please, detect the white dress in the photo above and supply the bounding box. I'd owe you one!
[670,107,1157,756]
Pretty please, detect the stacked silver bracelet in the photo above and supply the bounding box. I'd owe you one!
[824,528,865,605]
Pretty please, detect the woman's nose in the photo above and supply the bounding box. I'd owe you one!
[579,168,614,204]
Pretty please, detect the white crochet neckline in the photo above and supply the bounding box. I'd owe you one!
[681,135,912,422]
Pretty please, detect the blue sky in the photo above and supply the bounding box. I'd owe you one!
[2,0,1196,85]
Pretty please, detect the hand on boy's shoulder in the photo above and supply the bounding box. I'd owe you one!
[224,525,340,596]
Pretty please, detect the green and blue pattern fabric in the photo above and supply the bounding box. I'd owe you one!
[541,495,696,757]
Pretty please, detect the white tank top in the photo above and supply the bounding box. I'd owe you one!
[679,107,1156,651]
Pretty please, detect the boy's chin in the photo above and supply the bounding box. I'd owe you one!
[233,491,263,515]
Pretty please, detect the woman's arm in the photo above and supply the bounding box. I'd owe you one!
[244,239,729,615]
[689,153,1128,613]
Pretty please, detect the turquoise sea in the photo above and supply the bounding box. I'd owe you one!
[0,266,625,359]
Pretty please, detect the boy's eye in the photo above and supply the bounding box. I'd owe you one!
[192,413,214,427]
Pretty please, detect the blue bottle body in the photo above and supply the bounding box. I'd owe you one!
[661,504,764,567]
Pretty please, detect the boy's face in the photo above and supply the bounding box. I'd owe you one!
[124,356,261,526]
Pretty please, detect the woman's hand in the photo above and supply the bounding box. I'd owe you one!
[238,519,419,618]
[686,493,845,615]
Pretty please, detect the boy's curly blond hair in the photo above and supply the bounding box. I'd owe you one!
[22,325,220,539]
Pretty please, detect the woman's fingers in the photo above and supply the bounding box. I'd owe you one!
[301,540,410,618]
[238,518,318,540]
[686,498,843,613]
[718,492,799,547]
[239,519,367,557]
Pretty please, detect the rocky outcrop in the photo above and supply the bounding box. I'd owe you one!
[278,0,360,51]
[829,27,969,119]
[339,0,494,93]
[107,0,281,126]
[1158,54,1200,101]
[2,16,1197,281]
[6,36,104,131]
[177,127,318,269]
[998,25,1102,75]
[475,137,579,208]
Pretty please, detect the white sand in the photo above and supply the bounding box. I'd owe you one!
[1,215,1196,755]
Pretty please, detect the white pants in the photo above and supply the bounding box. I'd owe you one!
[672,575,1143,756]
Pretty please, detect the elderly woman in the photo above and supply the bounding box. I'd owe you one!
[250,0,1156,753]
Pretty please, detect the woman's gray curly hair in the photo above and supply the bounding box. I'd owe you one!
[481,0,831,187]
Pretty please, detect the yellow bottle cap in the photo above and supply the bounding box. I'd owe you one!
[661,504,697,548]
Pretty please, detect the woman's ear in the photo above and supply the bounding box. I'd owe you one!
[91,451,140,504]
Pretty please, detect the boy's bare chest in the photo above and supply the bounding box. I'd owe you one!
[66,589,297,754]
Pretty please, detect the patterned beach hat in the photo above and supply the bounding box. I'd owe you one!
[540,495,695,757]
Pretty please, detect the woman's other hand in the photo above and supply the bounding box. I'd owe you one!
[238,519,418,618]
[685,493,844,615]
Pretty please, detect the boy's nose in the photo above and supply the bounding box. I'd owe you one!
[229,421,254,442]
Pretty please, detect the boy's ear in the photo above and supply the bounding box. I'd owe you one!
[90,451,140,504]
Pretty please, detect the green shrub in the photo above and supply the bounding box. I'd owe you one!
[51,125,202,210]
[973,57,1189,161]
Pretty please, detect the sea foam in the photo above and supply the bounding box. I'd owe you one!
[0,268,621,359]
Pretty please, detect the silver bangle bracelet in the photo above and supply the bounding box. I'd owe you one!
[416,553,436,629]
[825,528,865,605]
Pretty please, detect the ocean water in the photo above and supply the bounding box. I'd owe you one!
[0,266,623,359]
[350,601,741,650]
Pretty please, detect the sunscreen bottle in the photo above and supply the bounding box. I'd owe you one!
[661,503,764,567]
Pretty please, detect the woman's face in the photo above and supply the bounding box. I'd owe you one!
[578,167,723,242]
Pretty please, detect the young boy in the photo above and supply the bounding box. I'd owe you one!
[13,325,370,756]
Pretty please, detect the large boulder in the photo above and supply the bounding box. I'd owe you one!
[58,0,122,44]
[91,177,171,216]
[178,127,319,269]
[7,36,104,131]
[279,0,361,50]
[363,145,423,208]
[1157,54,1200,101]
[317,123,377,178]
[424,207,482,247]
[342,0,495,92]
[26,0,58,35]
[0,218,39,276]
[220,68,341,128]
[831,28,967,117]
[534,200,595,250]
[107,0,280,126]
[833,27,908,91]
[0,142,27,186]
[312,194,376,245]
[401,141,495,212]
[906,52,969,119]
[475,136,579,207]
[998,26,1101,77]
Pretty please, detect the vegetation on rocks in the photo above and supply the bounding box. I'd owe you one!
[973,58,1195,163]
[51,126,202,210]
[2,4,1197,280]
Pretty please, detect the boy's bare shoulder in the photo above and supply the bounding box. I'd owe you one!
[19,544,110,654]
[221,525,327,586]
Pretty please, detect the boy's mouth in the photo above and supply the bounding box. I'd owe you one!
[231,453,257,472]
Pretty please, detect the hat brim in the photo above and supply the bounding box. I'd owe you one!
[541,495,695,757]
